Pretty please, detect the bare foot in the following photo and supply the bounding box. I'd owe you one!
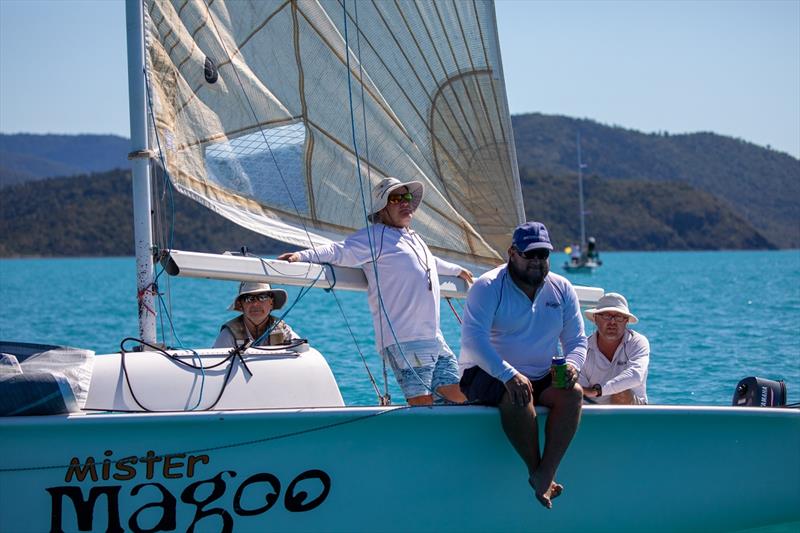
[528,474,560,509]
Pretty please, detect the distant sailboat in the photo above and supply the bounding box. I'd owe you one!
[564,132,602,273]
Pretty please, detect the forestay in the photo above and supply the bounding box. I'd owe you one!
[144,0,523,267]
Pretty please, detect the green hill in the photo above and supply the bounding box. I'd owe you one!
[0,170,289,257]
[0,134,130,186]
[0,168,775,257]
[521,168,774,251]
[1,115,797,253]
[512,113,800,247]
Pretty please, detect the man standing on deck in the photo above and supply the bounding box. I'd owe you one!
[459,221,586,509]
[278,177,472,406]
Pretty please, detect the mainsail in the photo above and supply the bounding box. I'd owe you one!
[144,0,524,267]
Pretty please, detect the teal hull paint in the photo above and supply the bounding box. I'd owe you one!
[1,405,798,532]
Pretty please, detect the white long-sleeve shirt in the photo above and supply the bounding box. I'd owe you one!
[296,224,463,351]
[460,265,587,382]
[578,330,650,404]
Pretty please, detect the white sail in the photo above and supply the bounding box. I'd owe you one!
[144,0,524,267]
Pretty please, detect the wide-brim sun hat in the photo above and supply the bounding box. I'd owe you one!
[584,292,638,324]
[228,281,288,311]
[367,177,424,223]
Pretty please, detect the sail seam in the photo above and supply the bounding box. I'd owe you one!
[292,0,317,221]
[368,0,474,176]
[452,0,506,181]
[431,1,489,152]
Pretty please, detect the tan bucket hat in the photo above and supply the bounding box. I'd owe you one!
[228,281,288,311]
[584,292,638,324]
[367,177,424,223]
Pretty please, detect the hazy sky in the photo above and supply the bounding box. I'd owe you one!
[1,0,798,158]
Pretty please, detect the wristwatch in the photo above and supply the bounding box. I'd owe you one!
[592,384,602,397]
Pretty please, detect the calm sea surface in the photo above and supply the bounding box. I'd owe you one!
[1,251,799,406]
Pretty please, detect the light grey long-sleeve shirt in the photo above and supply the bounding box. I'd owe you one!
[460,265,587,382]
[296,224,463,351]
[578,330,650,404]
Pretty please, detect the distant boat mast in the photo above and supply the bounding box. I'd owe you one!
[577,132,587,248]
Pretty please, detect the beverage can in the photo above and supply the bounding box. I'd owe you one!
[551,355,568,388]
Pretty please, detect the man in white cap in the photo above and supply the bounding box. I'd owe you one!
[580,292,649,405]
[460,221,586,509]
[214,282,299,348]
[278,177,473,406]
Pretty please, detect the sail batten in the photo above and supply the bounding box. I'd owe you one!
[144,0,523,267]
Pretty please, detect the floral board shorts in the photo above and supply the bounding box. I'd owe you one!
[381,337,460,402]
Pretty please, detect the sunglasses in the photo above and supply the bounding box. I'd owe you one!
[242,293,273,303]
[387,192,414,205]
[517,248,550,260]
[595,314,628,324]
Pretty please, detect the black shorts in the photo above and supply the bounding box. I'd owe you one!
[460,366,552,406]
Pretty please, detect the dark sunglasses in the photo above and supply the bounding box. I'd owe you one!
[242,293,273,303]
[387,192,414,205]
[517,248,550,260]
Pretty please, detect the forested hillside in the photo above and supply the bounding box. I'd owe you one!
[0,170,289,257]
[1,114,797,253]
[0,134,129,186]
[520,168,774,250]
[512,113,799,247]
[0,169,774,257]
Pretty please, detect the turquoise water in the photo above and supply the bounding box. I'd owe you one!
[1,251,799,406]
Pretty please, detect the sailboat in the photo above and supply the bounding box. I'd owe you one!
[1,1,798,531]
[563,133,601,273]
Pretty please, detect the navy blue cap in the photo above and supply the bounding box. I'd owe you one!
[512,221,553,252]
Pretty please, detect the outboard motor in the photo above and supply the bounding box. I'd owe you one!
[732,377,787,407]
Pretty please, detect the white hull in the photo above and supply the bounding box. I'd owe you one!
[2,405,798,532]
[563,259,601,273]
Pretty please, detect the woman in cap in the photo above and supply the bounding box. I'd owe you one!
[213,281,299,348]
[278,177,472,405]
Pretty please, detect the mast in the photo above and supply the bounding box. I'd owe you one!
[577,132,587,249]
[125,0,157,344]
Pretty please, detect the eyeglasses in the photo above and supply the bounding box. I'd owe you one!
[242,293,273,303]
[516,248,550,261]
[595,314,628,324]
[387,192,414,205]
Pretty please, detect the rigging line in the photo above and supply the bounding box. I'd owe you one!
[470,0,508,148]
[341,3,447,403]
[409,0,513,220]
[200,1,380,399]
[141,51,208,408]
[347,0,387,402]
[201,0,325,265]
[445,297,462,325]
[377,227,449,401]
[1,405,413,474]
[119,338,227,413]
[343,1,423,403]
[143,65,195,355]
[408,0,486,151]
[449,0,506,175]
[334,0,386,403]
[249,263,324,347]
[201,0,382,401]
[333,0,476,181]
[442,0,493,150]
[352,0,390,398]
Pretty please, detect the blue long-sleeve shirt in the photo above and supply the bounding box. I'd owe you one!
[460,265,587,382]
